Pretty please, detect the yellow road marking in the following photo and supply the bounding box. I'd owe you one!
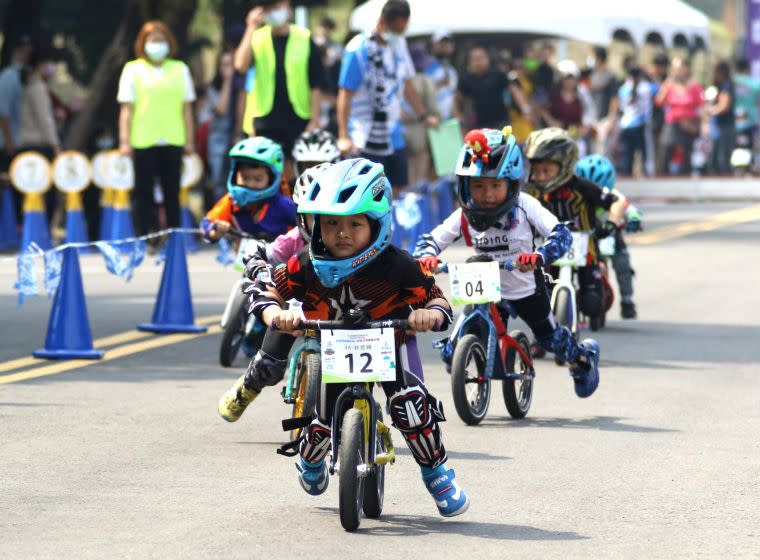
[0,325,222,385]
[629,204,760,245]
[0,314,222,377]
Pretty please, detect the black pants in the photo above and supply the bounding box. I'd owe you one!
[659,122,697,176]
[499,270,555,341]
[619,125,647,176]
[132,145,183,236]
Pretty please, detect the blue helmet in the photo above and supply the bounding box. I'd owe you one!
[575,154,616,189]
[227,137,284,207]
[297,158,392,288]
[455,126,524,231]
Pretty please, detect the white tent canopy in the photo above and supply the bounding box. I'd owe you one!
[349,0,710,49]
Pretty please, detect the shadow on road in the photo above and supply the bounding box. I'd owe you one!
[478,415,676,434]
[315,508,588,540]
[395,447,511,462]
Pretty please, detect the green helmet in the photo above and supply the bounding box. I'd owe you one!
[227,137,284,206]
[524,127,579,194]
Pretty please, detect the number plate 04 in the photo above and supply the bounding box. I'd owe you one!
[449,261,502,305]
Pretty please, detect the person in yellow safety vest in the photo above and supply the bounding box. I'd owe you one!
[234,0,325,182]
[117,21,197,237]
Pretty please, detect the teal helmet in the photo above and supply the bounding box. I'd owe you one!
[576,154,617,189]
[297,158,392,288]
[227,137,284,206]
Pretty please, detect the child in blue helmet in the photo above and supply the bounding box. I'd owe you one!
[414,127,601,398]
[575,154,642,319]
[246,158,470,518]
[201,136,296,243]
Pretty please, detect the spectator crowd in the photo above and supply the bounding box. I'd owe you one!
[2,0,760,245]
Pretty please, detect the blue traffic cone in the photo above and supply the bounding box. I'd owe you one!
[179,188,198,253]
[137,231,207,333]
[98,188,113,241]
[0,186,18,249]
[33,246,103,360]
[20,193,51,251]
[63,192,91,251]
[109,189,135,252]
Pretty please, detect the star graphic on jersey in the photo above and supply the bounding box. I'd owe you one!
[329,285,372,319]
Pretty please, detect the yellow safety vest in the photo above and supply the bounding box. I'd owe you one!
[127,58,187,149]
[243,25,312,134]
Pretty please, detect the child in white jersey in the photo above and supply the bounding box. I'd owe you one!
[414,127,601,398]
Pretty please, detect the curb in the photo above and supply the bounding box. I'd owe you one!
[617,178,760,202]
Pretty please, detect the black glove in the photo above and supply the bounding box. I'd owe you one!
[595,220,619,239]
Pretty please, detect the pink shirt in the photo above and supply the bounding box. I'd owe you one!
[267,227,305,264]
[658,82,703,124]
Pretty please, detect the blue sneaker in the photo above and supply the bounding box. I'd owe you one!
[296,458,329,496]
[421,463,470,517]
[571,339,600,398]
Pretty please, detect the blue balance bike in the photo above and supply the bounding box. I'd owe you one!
[434,259,535,424]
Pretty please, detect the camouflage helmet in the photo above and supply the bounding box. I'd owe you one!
[524,127,579,194]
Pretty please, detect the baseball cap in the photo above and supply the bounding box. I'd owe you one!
[432,29,453,43]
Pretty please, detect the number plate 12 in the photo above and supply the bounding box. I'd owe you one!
[321,328,397,383]
[449,261,502,305]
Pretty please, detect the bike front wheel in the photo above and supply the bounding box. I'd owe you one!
[502,331,534,419]
[362,402,385,519]
[339,408,365,532]
[451,334,491,425]
[218,294,247,367]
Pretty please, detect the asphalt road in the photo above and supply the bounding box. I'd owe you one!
[1,202,758,559]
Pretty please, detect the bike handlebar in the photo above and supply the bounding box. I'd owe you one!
[294,318,410,331]
[433,259,516,274]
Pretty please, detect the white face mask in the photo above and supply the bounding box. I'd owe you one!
[145,41,169,62]
[265,7,290,27]
[380,31,402,46]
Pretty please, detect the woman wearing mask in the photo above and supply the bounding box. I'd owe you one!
[706,60,735,175]
[654,57,703,176]
[117,21,196,236]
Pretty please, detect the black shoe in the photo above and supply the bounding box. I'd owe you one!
[621,302,637,319]
[530,342,546,359]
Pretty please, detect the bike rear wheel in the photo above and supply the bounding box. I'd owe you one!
[451,334,491,425]
[219,294,246,367]
[339,408,365,532]
[362,403,385,519]
[502,331,534,419]
[553,287,574,366]
[290,352,321,441]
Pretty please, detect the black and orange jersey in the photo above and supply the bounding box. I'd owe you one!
[528,176,617,264]
[272,245,446,342]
